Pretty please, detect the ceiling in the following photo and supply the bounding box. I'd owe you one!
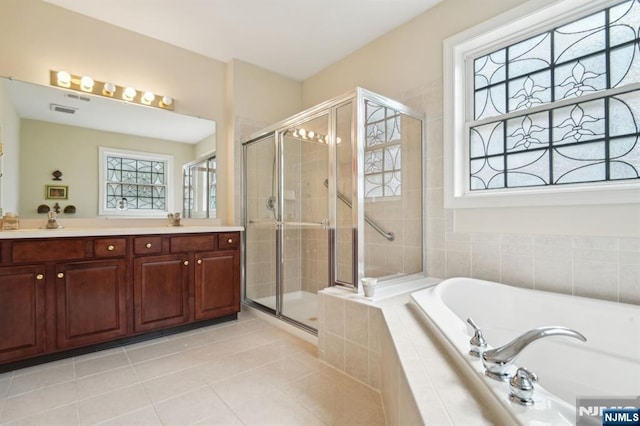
[42,0,442,81]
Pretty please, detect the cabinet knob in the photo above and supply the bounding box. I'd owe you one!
[183,260,189,266]
[227,238,233,244]
[197,259,202,265]
[36,274,44,280]
[107,245,115,251]
[145,243,152,248]
[57,272,64,279]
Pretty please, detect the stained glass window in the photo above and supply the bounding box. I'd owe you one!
[470,0,640,191]
[104,152,168,211]
[364,101,402,197]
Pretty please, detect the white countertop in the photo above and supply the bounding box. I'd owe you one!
[0,224,243,239]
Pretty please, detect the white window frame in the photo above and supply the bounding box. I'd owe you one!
[444,0,640,208]
[99,147,174,217]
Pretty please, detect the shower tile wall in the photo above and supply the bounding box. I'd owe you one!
[298,140,328,295]
[393,80,640,306]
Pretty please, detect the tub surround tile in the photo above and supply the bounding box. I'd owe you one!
[446,250,471,278]
[344,341,370,385]
[323,331,346,371]
[501,254,534,289]
[345,300,369,346]
[534,257,573,295]
[619,263,640,304]
[324,295,345,337]
[573,260,618,302]
[573,236,618,251]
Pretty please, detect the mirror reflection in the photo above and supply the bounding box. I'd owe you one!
[0,76,216,219]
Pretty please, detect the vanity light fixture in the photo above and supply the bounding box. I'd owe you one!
[56,71,72,88]
[141,91,155,105]
[288,127,342,145]
[122,87,137,101]
[49,70,174,111]
[103,82,116,96]
[80,76,94,92]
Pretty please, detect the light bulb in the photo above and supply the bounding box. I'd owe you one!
[80,76,94,92]
[336,137,342,144]
[299,129,307,138]
[308,131,315,139]
[160,96,173,107]
[123,87,136,101]
[57,71,71,88]
[142,91,155,105]
[103,82,116,96]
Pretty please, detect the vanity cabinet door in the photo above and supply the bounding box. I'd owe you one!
[134,254,190,332]
[194,250,240,320]
[55,259,128,349]
[0,265,46,362]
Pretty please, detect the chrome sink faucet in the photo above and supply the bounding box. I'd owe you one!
[482,326,587,381]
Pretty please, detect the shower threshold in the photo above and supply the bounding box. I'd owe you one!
[253,290,318,330]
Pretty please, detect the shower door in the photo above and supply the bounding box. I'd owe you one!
[244,133,278,312]
[243,113,330,330]
[279,114,329,328]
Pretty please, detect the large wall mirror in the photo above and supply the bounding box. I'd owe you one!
[0,76,216,219]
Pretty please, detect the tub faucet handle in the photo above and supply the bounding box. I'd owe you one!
[466,318,487,357]
[509,367,537,406]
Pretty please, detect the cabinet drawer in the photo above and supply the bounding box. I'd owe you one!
[134,237,163,255]
[218,233,239,249]
[94,238,127,257]
[12,239,85,263]
[170,235,216,253]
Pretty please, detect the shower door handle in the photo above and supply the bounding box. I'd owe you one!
[321,218,329,230]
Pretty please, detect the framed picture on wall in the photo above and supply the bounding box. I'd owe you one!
[46,185,68,200]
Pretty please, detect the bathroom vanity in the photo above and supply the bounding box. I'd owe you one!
[0,227,241,370]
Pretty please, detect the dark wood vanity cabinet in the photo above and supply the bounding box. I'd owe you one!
[55,259,128,349]
[195,249,240,320]
[133,254,190,332]
[0,231,241,367]
[0,265,46,362]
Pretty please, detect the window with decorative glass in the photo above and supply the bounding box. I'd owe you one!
[99,147,173,216]
[364,100,402,198]
[445,0,640,207]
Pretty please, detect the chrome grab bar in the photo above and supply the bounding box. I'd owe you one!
[323,179,395,242]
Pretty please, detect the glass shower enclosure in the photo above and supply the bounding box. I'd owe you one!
[242,88,425,333]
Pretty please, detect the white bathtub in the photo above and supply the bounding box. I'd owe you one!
[410,277,640,425]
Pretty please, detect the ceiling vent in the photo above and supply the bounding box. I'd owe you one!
[50,103,78,114]
[65,93,91,102]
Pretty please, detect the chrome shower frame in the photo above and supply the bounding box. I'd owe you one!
[241,87,426,333]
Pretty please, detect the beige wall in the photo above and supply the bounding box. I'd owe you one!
[0,79,20,213]
[19,119,195,218]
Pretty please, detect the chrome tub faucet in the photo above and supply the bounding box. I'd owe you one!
[481,326,587,381]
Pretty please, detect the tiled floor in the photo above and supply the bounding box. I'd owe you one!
[0,309,386,425]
